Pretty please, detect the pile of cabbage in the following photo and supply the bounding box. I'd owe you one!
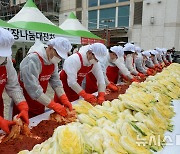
[19,63,180,154]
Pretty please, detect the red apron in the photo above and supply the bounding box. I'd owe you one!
[0,66,7,117]
[85,72,98,94]
[86,63,120,94]
[106,66,119,84]
[15,52,54,118]
[58,53,93,102]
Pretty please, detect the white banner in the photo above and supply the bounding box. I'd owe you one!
[4,27,81,44]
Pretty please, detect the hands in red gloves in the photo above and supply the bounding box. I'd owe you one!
[17,101,29,124]
[79,90,97,104]
[131,77,139,82]
[47,100,67,117]
[59,94,72,111]
[147,69,153,76]
[97,92,105,105]
[138,72,146,78]
[165,62,170,66]
[107,82,119,92]
[0,116,16,134]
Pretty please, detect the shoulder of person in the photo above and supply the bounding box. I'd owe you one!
[79,45,89,52]
[5,57,16,71]
[5,57,13,66]
[22,53,41,65]
[65,53,80,63]
[93,61,102,68]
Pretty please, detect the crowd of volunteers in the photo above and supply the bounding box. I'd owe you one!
[0,27,173,134]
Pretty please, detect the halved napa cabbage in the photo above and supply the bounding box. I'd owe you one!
[120,136,152,154]
[73,100,93,114]
[78,114,97,126]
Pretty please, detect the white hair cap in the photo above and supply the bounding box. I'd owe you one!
[0,27,14,57]
[155,47,164,55]
[135,46,141,53]
[150,50,158,55]
[155,47,161,52]
[142,50,151,57]
[47,37,72,59]
[123,43,135,52]
[88,43,107,61]
[161,48,167,54]
[110,45,124,57]
[155,47,162,53]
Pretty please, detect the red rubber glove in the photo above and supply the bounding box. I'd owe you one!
[154,64,159,71]
[97,92,105,105]
[150,68,154,71]
[154,64,160,68]
[0,116,15,134]
[158,65,163,71]
[107,82,119,92]
[147,68,154,73]
[47,100,67,117]
[79,90,97,104]
[138,73,145,78]
[17,101,29,124]
[158,65,163,70]
[166,62,170,66]
[131,77,139,82]
[59,94,73,111]
[147,69,153,76]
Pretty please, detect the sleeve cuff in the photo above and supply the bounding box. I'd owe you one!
[11,91,26,105]
[54,86,65,98]
[36,93,51,106]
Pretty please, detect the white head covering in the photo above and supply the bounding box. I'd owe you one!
[155,47,163,55]
[88,43,107,61]
[150,49,158,55]
[123,43,135,52]
[135,46,141,53]
[28,39,46,54]
[0,28,14,57]
[142,50,151,57]
[161,48,167,54]
[47,37,72,59]
[110,45,124,57]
